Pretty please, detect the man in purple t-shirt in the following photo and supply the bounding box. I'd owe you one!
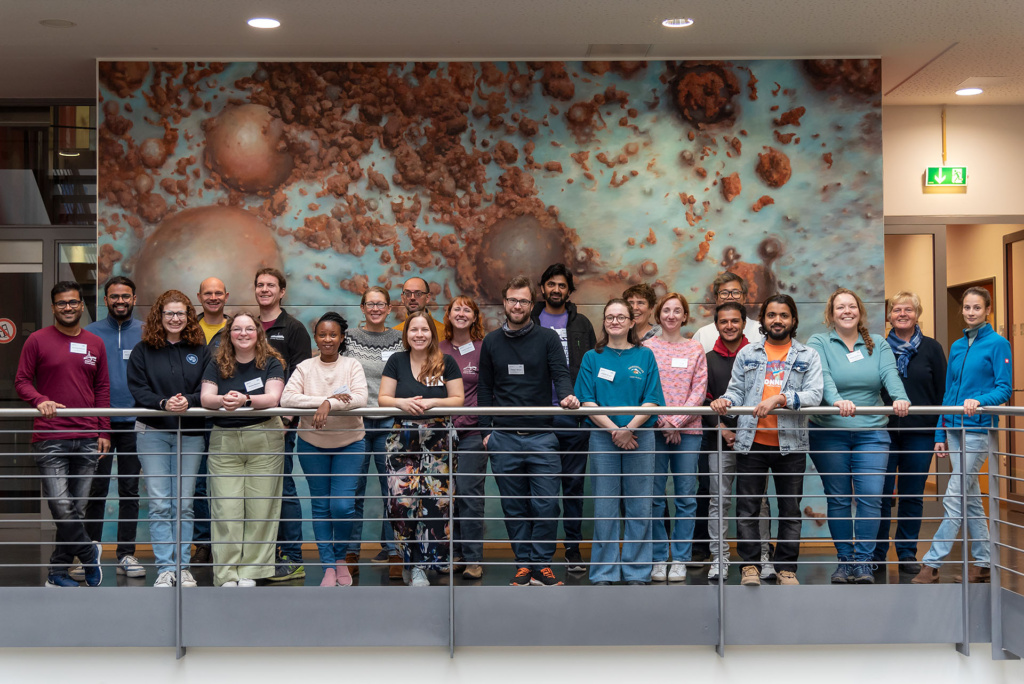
[15,281,110,588]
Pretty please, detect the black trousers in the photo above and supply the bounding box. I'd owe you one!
[84,425,140,559]
[735,443,804,573]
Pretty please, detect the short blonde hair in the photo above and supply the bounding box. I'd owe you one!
[887,291,923,319]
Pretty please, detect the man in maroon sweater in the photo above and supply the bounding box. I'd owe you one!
[15,281,110,587]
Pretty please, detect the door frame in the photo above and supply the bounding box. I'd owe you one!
[1003,228,1024,510]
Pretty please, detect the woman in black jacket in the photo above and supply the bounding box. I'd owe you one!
[127,290,209,588]
[875,291,947,574]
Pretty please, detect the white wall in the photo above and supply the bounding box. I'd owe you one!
[883,106,1024,217]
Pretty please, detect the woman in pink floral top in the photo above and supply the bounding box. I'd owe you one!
[643,293,708,582]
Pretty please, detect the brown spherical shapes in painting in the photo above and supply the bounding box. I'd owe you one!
[203,104,294,193]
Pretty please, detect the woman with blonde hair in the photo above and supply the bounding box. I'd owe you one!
[200,312,286,587]
[807,288,910,584]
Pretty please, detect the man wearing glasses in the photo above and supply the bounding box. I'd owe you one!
[478,275,581,587]
[82,276,145,579]
[15,281,110,587]
[392,276,441,331]
[691,272,764,353]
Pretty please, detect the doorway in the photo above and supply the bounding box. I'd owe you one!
[1005,229,1024,509]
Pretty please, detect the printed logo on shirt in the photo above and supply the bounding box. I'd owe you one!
[764,359,785,388]
[628,365,645,378]
[84,351,97,367]
[462,363,478,377]
[269,333,285,340]
[186,353,199,365]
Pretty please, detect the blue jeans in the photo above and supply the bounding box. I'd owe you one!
[875,430,935,562]
[297,438,365,565]
[651,432,701,563]
[488,430,560,568]
[33,439,100,571]
[347,417,397,555]
[810,429,890,562]
[589,429,655,583]
[136,428,204,574]
[922,431,991,568]
[275,427,303,562]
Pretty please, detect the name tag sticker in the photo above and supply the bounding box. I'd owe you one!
[846,350,864,363]
[671,357,688,368]
[332,385,349,395]
[598,368,616,381]
[244,377,264,392]
[122,349,132,360]
[458,341,475,354]
[70,342,88,354]
[508,364,525,375]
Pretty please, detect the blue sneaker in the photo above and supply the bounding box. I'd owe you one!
[852,563,875,584]
[45,572,80,588]
[84,542,103,587]
[830,557,852,584]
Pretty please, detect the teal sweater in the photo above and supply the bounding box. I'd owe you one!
[807,331,909,429]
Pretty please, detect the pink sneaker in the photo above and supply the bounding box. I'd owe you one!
[335,561,353,587]
[320,567,337,587]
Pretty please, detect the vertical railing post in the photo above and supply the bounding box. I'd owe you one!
[448,414,455,658]
[175,415,186,659]
[955,425,970,656]
[715,422,725,658]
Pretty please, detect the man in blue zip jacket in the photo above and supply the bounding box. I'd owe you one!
[84,276,145,578]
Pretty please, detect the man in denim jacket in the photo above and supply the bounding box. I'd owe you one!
[711,295,822,586]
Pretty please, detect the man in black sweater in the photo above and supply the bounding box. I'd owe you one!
[531,263,596,573]
[480,275,580,587]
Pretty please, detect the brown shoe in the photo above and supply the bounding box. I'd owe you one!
[345,552,360,576]
[954,566,991,584]
[388,555,404,581]
[462,564,483,580]
[777,570,799,585]
[452,556,467,573]
[740,565,760,586]
[911,565,940,584]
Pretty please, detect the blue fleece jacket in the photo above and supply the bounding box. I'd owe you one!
[936,323,1013,441]
[85,315,143,419]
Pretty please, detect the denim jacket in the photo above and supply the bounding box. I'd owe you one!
[720,338,823,455]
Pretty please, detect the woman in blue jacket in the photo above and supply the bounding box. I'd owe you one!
[575,299,665,585]
[912,287,1013,584]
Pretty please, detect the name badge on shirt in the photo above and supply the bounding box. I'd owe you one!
[598,368,616,381]
[458,341,475,354]
[846,350,864,363]
[70,342,88,354]
[332,385,350,395]
[122,349,133,360]
[508,364,524,375]
[671,357,688,368]
[244,377,264,392]
[381,350,395,362]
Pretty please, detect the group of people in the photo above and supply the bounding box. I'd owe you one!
[14,263,1012,589]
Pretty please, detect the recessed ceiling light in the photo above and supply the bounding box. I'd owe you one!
[58,151,81,157]
[955,88,983,96]
[247,17,281,29]
[39,19,77,28]
[662,18,694,28]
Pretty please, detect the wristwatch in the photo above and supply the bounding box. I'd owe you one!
[244,394,252,408]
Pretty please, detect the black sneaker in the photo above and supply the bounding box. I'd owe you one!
[509,567,533,586]
[530,567,563,586]
[565,547,586,573]
[371,549,390,563]
[266,554,306,582]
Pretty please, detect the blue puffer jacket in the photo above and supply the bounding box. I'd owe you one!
[935,323,1013,441]
[85,315,143,418]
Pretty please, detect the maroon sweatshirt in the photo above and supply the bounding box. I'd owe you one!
[15,326,111,442]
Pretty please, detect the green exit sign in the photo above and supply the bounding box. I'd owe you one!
[926,166,967,186]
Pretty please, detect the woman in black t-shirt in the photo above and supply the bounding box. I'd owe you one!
[200,312,286,588]
[378,311,464,587]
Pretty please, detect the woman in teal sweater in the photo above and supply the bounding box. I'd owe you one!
[807,288,910,584]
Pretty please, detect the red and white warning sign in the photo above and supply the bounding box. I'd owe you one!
[0,318,16,344]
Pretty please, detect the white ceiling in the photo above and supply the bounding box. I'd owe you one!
[2,0,1023,105]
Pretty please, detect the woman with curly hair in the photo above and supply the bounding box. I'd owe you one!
[126,289,210,587]
[200,312,286,587]
[807,288,910,584]
[378,311,464,586]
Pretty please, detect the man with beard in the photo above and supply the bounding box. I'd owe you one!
[531,264,595,573]
[16,281,110,587]
[711,295,822,587]
[81,276,144,579]
[479,275,580,586]
[196,276,229,343]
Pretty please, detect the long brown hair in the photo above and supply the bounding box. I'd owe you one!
[595,299,640,352]
[443,296,485,342]
[402,311,445,385]
[142,289,205,348]
[213,312,285,379]
[824,288,874,355]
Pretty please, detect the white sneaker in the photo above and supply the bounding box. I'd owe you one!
[68,565,85,582]
[154,571,175,587]
[179,569,197,588]
[651,563,668,582]
[667,562,687,582]
[760,563,778,580]
[707,559,729,581]
[220,580,238,587]
[117,555,145,578]
[238,578,257,587]
[410,567,429,587]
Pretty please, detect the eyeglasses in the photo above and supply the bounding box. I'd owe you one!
[53,300,82,310]
[402,290,428,298]
[231,326,257,334]
[604,315,630,323]
[362,302,388,309]
[162,311,188,320]
[505,297,532,308]
[718,289,744,300]
[107,294,133,302]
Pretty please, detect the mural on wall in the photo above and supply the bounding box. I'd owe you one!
[97,59,883,539]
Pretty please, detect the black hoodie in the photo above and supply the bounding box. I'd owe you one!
[530,300,596,384]
[127,341,210,433]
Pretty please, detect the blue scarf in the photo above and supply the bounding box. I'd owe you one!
[886,325,923,378]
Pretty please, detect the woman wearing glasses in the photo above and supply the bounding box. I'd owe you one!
[126,290,209,588]
[575,299,665,585]
[200,312,286,587]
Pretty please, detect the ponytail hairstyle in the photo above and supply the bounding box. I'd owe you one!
[824,288,874,355]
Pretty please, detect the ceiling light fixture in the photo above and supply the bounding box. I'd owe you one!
[661,18,694,28]
[247,17,281,29]
[58,151,81,157]
[955,87,983,96]
[39,19,77,28]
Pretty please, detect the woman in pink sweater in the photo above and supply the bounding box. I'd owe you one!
[281,312,368,587]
